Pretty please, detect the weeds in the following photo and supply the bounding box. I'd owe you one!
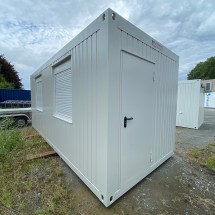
[205,156,215,171]
[0,127,75,215]
[189,148,200,159]
[0,117,15,130]
[0,118,22,161]
[188,143,215,172]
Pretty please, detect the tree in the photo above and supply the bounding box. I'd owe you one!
[0,55,23,89]
[0,73,14,89]
[187,56,215,80]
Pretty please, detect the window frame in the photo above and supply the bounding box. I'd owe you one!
[35,75,43,111]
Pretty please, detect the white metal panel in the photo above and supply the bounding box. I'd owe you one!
[106,9,178,205]
[204,92,215,108]
[121,51,154,187]
[176,80,204,129]
[198,88,205,127]
[31,23,108,204]
[31,8,179,207]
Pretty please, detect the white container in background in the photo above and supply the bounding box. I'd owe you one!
[176,80,204,129]
[204,92,215,108]
[31,8,179,207]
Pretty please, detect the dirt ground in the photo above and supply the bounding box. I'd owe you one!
[60,108,215,215]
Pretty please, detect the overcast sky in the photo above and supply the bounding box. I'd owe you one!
[0,0,215,89]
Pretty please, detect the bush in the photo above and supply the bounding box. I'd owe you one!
[0,117,15,130]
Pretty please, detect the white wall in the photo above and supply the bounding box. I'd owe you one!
[204,92,215,108]
[31,13,109,203]
[176,80,204,129]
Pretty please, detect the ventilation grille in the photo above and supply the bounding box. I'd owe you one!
[205,82,211,91]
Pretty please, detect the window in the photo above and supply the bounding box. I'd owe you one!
[53,58,72,123]
[35,76,43,111]
[205,82,211,91]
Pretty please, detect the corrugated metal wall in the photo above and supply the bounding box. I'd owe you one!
[120,31,178,170]
[107,25,178,198]
[32,30,108,195]
[198,88,205,127]
[176,80,203,129]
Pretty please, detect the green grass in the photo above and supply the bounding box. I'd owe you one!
[188,143,215,172]
[205,156,215,172]
[0,126,75,215]
[189,148,200,159]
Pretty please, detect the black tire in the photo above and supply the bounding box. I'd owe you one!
[15,117,27,128]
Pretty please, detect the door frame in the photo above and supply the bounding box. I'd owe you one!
[119,50,156,187]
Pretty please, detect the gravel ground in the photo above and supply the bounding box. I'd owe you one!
[60,109,215,215]
[176,108,215,149]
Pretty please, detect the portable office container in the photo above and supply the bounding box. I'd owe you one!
[31,8,179,206]
[176,80,204,129]
[205,92,215,108]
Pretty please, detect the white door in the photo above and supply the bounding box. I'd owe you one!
[121,52,154,187]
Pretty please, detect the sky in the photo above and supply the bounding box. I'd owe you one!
[0,0,215,89]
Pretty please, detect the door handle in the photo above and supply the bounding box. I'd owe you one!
[124,116,133,128]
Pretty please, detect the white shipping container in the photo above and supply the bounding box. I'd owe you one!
[31,8,179,207]
[176,80,204,129]
[204,92,215,108]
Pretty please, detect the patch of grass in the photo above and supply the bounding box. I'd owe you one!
[188,143,215,172]
[205,156,215,171]
[0,127,75,214]
[189,148,200,159]
[0,130,22,155]
[55,168,63,176]
[36,209,48,215]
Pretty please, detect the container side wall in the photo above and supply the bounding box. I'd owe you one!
[31,13,109,204]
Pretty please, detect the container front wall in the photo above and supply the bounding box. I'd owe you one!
[106,9,179,205]
[31,16,109,203]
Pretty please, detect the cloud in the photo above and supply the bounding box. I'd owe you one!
[0,0,215,89]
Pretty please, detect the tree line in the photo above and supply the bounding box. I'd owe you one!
[187,56,215,80]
